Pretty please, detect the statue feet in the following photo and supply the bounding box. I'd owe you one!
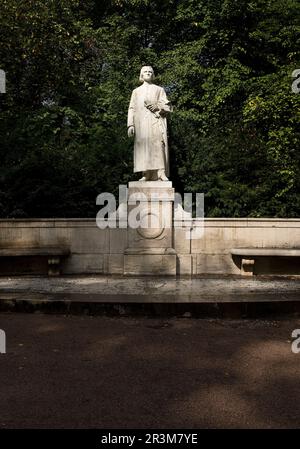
[139,170,169,181]
[158,169,169,181]
[139,170,155,181]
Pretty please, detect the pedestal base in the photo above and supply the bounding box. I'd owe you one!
[123,181,177,276]
[124,252,176,276]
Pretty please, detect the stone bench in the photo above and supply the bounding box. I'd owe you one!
[231,248,300,276]
[0,246,70,276]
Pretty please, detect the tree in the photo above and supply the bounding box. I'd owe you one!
[0,0,299,217]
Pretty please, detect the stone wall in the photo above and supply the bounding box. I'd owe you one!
[0,218,299,275]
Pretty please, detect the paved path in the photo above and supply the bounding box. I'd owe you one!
[1,275,300,302]
[0,313,300,428]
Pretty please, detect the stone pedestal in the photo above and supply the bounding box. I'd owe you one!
[124,181,177,275]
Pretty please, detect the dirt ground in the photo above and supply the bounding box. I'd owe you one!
[0,313,300,429]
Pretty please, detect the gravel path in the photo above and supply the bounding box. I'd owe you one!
[0,313,299,428]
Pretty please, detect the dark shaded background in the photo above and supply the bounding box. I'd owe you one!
[0,0,299,218]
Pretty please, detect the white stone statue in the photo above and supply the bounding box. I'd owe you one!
[127,66,172,181]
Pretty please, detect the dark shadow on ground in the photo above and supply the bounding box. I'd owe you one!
[0,314,299,428]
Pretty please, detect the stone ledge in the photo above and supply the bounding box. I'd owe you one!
[124,247,176,255]
[231,248,300,257]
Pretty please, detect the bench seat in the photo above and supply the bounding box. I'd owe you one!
[231,248,300,275]
[0,246,70,276]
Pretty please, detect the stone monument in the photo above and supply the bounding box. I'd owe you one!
[124,66,177,275]
[127,66,172,181]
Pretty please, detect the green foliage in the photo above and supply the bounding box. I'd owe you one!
[0,0,299,217]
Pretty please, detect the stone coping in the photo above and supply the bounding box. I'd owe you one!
[0,218,299,229]
[231,248,300,256]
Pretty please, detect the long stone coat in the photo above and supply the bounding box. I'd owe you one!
[127,83,172,175]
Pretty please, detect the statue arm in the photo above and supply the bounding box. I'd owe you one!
[157,88,172,116]
[127,90,136,128]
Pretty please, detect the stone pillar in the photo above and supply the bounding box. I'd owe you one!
[124,181,177,275]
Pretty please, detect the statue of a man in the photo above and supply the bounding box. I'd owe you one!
[127,66,172,181]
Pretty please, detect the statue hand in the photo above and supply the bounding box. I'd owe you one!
[146,103,159,113]
[128,126,135,137]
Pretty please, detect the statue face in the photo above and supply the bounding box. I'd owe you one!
[141,66,154,82]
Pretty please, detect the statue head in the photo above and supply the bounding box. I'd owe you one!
[139,66,155,83]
